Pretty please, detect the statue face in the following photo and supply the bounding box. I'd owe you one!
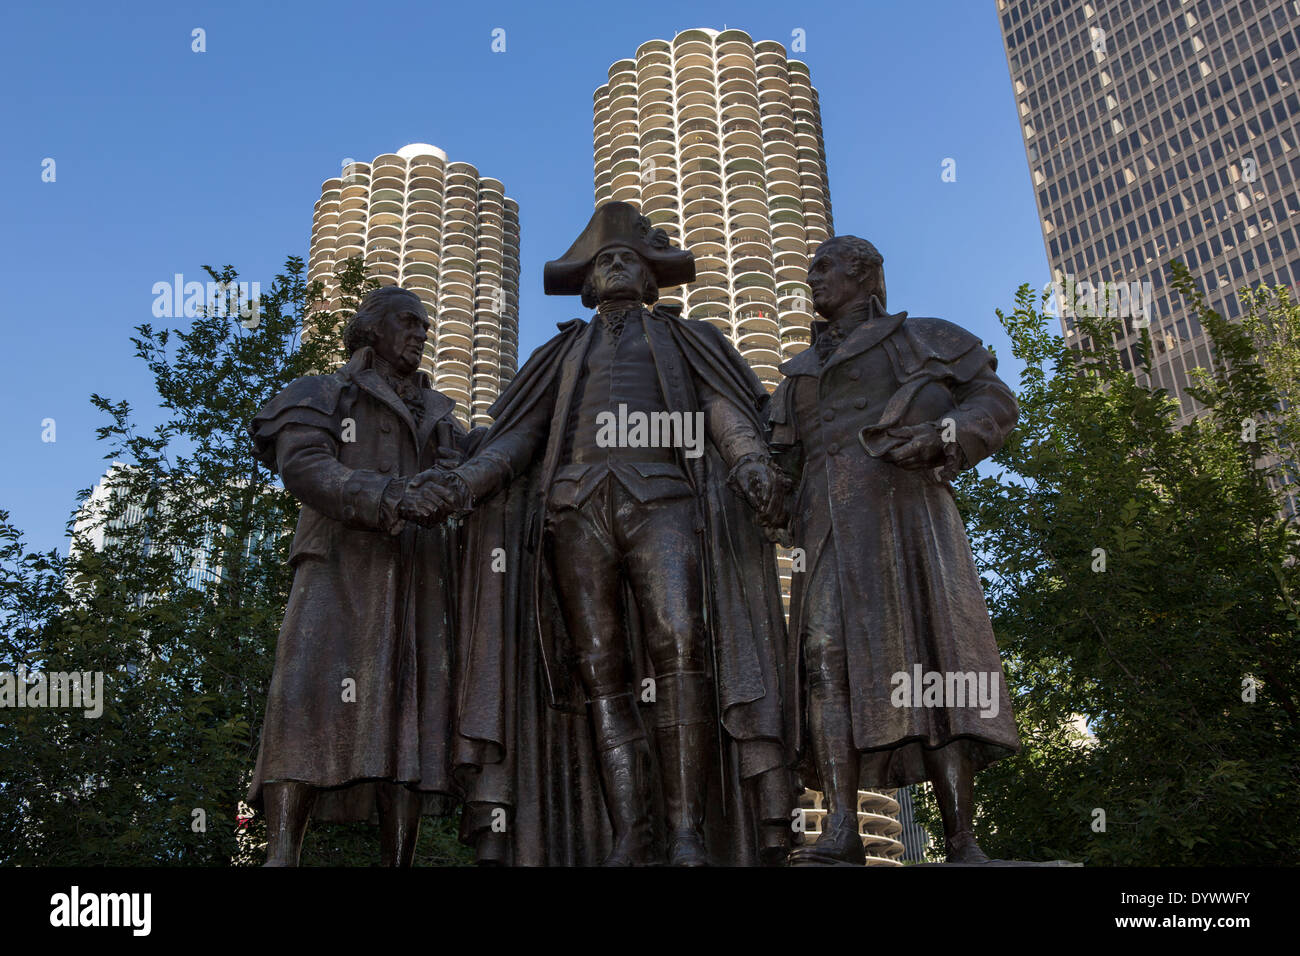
[374,296,430,375]
[590,245,649,305]
[808,246,859,318]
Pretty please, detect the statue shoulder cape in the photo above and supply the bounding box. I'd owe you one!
[248,373,348,469]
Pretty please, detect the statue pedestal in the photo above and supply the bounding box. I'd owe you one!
[913,859,1082,867]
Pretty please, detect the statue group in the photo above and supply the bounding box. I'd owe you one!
[246,202,1021,867]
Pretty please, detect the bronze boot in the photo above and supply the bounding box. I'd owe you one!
[590,692,654,866]
[654,671,711,866]
[792,681,865,866]
[924,742,992,864]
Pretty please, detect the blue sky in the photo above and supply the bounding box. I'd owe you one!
[0,0,1047,554]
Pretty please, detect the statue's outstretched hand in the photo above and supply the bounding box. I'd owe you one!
[396,477,456,526]
[729,457,790,529]
[402,468,474,522]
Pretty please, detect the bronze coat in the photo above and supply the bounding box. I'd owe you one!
[246,348,470,821]
[452,305,794,864]
[770,310,1022,788]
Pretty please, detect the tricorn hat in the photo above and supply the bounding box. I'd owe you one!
[543,201,695,296]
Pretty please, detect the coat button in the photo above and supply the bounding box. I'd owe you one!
[379,461,392,473]
[823,409,835,422]
[854,396,867,409]
[343,505,356,521]
[827,442,840,455]
[849,368,861,380]
[381,421,393,434]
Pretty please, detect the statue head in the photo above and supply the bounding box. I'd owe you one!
[343,286,430,375]
[545,201,694,309]
[581,244,660,309]
[808,236,887,320]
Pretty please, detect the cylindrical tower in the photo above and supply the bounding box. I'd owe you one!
[307,143,520,426]
[593,28,902,864]
[592,27,832,389]
[797,787,907,866]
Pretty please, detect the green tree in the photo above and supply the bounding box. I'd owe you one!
[0,256,472,865]
[913,265,1300,865]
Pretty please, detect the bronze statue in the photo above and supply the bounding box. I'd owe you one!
[769,237,1021,865]
[434,202,793,865]
[246,286,473,866]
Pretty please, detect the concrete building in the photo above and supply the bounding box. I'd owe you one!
[895,785,934,863]
[591,27,832,389]
[796,787,907,865]
[306,143,520,426]
[591,29,913,859]
[69,463,277,596]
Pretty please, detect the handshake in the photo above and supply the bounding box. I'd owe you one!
[393,456,793,531]
[393,467,473,527]
[727,455,791,535]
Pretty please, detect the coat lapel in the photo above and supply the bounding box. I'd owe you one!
[778,344,822,378]
[821,308,908,375]
[539,320,595,488]
[642,308,691,406]
[347,348,421,447]
[415,373,456,461]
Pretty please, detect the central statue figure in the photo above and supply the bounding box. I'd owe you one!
[438,202,792,866]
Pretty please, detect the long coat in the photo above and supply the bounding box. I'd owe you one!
[770,307,1021,789]
[246,347,471,822]
[452,304,794,864]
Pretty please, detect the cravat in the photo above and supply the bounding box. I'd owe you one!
[375,357,425,426]
[598,306,637,343]
[815,324,847,365]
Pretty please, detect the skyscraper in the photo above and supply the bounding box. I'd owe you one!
[69,463,278,597]
[307,143,521,426]
[999,0,1300,423]
[592,27,833,389]
[593,28,911,863]
[796,787,907,865]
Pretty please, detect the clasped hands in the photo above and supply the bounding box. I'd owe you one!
[395,467,472,526]
[729,456,789,530]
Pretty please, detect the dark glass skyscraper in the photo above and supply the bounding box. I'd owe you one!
[1000,0,1300,423]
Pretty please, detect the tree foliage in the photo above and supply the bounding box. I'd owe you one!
[912,264,1300,865]
[0,256,471,865]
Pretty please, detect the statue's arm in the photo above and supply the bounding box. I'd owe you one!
[447,392,552,506]
[459,424,489,457]
[695,371,791,530]
[696,376,772,471]
[766,378,801,537]
[944,358,1019,470]
[275,423,405,532]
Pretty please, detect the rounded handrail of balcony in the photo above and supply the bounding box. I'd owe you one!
[676,88,716,109]
[635,38,671,58]
[641,193,678,217]
[733,270,777,291]
[686,237,725,258]
[715,27,753,46]
[684,224,726,247]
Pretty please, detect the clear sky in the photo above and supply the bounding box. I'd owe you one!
[0,0,1048,554]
